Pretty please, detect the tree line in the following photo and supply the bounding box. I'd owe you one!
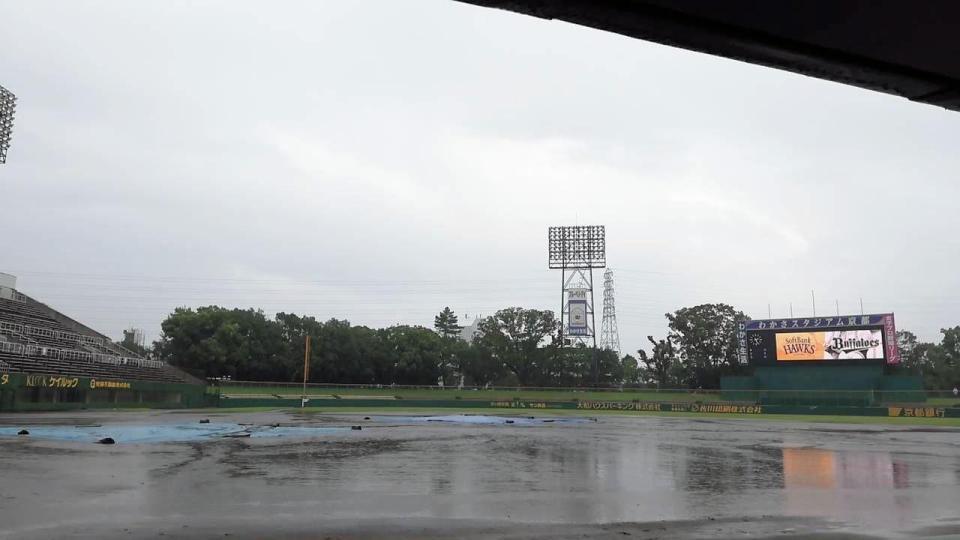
[895,329,960,390]
[154,305,622,386]
[152,303,958,390]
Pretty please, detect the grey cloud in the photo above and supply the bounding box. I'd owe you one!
[1,0,958,353]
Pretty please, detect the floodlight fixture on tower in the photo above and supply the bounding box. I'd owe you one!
[548,225,606,383]
[0,85,16,164]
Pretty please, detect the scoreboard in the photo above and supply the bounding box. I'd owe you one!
[738,313,899,366]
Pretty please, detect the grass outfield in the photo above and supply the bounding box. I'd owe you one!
[208,405,960,427]
[218,386,723,402]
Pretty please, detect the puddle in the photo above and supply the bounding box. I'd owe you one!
[0,423,348,444]
[372,414,593,426]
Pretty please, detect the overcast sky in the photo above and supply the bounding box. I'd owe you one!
[2,1,959,354]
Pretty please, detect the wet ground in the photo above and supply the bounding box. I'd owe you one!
[0,410,959,539]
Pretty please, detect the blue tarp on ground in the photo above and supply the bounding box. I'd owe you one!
[0,423,347,443]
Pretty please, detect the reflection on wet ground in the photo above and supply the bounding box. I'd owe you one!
[0,410,958,539]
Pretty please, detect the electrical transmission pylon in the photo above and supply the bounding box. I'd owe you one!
[600,268,621,357]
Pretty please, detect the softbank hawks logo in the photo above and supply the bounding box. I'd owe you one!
[781,335,815,355]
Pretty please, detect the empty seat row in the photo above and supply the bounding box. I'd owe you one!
[0,351,187,383]
[0,291,197,384]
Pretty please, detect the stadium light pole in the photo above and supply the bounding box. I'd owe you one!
[548,226,606,386]
[0,84,16,164]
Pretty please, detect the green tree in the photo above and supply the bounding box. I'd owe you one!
[311,318,373,384]
[666,304,749,388]
[637,336,677,387]
[433,307,464,384]
[433,307,462,339]
[474,307,558,385]
[941,327,960,364]
[596,348,623,386]
[155,306,288,380]
[544,346,585,386]
[894,329,934,380]
[552,346,622,386]
[896,330,921,369]
[621,354,641,386]
[458,339,503,387]
[929,327,960,390]
[896,327,960,390]
[918,343,949,390]
[380,325,444,385]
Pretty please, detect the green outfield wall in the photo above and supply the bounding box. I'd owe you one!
[217,396,960,419]
[0,372,210,411]
[721,366,926,407]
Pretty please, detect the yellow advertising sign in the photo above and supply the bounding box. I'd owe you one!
[90,379,131,390]
[888,406,945,418]
[776,332,825,361]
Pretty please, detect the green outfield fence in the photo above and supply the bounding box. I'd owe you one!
[214,380,960,408]
[0,372,211,412]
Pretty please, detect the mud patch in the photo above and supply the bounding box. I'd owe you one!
[372,414,591,426]
[904,523,960,536]
[222,437,405,480]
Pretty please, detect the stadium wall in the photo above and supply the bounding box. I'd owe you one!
[0,372,210,411]
[216,397,960,418]
[720,367,925,406]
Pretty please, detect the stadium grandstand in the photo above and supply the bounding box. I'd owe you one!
[0,273,206,411]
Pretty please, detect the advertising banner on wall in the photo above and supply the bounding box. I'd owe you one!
[882,313,900,364]
[775,330,884,361]
[568,289,588,336]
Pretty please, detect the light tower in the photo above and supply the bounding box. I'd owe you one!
[0,84,16,164]
[548,226,605,382]
[600,268,621,357]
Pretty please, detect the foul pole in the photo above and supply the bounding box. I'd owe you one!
[301,335,311,408]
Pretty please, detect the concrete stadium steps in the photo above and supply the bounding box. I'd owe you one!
[0,298,57,322]
[0,292,197,385]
